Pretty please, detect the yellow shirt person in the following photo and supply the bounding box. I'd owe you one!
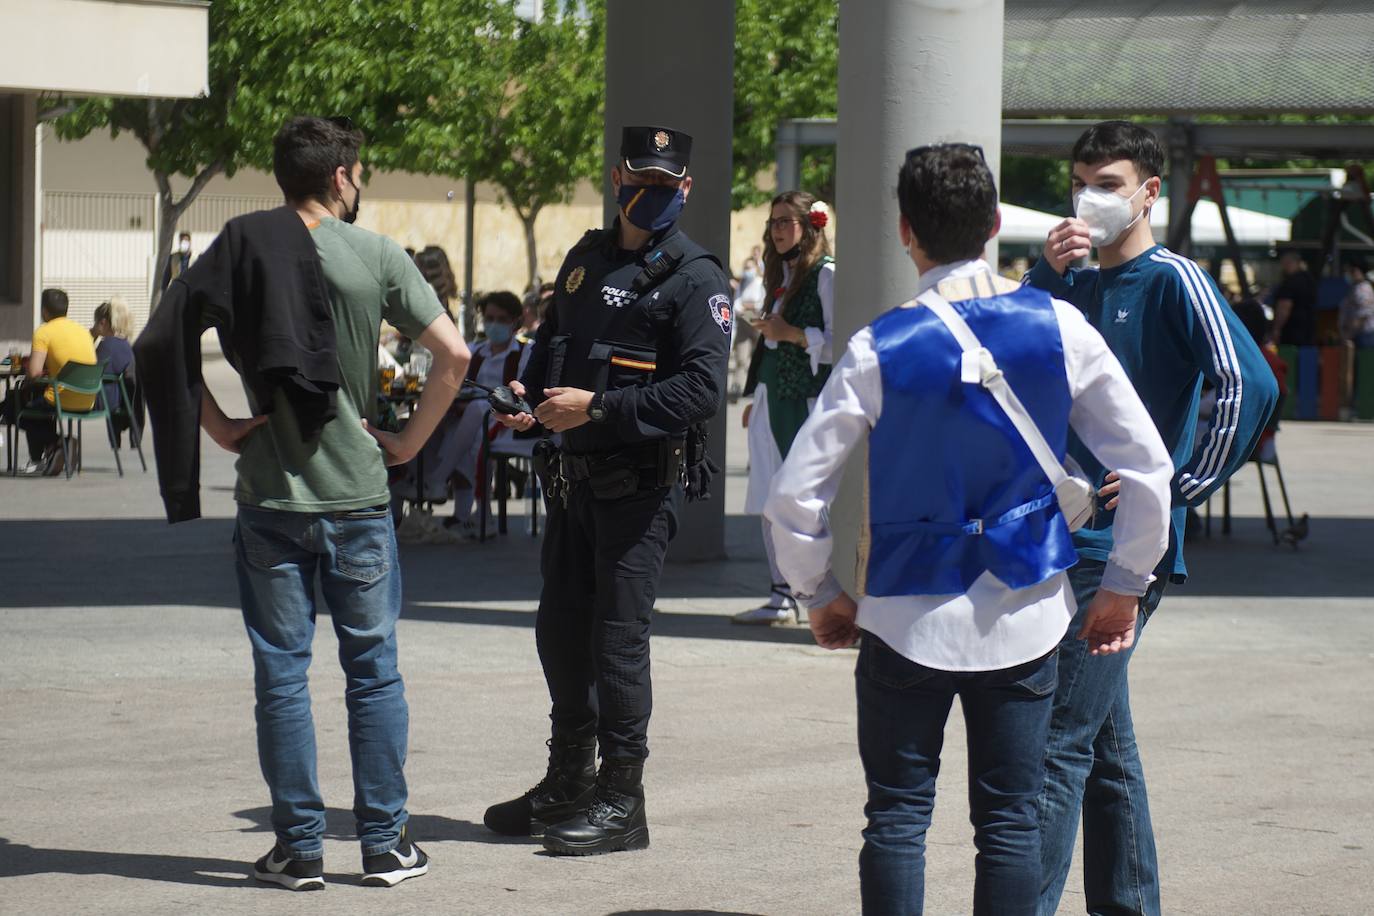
[32,314,97,411]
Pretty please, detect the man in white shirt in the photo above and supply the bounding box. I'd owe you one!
[763,144,1174,916]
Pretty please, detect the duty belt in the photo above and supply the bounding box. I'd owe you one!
[560,438,683,481]
[560,442,673,483]
[542,437,685,507]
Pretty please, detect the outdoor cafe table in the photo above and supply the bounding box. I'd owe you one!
[2,359,27,475]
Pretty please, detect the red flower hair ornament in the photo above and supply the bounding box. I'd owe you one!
[808,200,830,230]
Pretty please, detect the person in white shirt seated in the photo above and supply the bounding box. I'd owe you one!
[393,291,532,541]
[763,143,1174,916]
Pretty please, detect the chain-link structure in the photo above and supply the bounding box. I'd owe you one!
[1005,1,1374,116]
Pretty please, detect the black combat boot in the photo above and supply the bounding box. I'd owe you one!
[484,740,597,837]
[541,759,648,856]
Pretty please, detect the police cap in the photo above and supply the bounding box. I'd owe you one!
[620,126,692,180]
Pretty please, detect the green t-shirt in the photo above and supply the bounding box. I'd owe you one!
[234,217,444,512]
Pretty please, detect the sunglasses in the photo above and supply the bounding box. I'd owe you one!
[905,142,986,163]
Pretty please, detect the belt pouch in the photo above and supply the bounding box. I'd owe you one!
[588,463,640,500]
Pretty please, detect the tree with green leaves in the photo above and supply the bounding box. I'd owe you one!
[466,2,606,289]
[50,0,499,309]
[732,0,838,209]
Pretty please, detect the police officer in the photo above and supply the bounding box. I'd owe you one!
[484,126,731,855]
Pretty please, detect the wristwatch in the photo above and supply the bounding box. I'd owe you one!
[587,392,608,423]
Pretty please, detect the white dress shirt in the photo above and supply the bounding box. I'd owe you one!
[763,259,1173,671]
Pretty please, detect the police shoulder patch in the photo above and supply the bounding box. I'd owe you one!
[566,265,585,294]
[708,293,732,335]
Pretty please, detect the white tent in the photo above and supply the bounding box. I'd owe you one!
[997,202,1065,244]
[1150,199,1290,246]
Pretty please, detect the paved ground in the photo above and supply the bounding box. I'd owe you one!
[2,358,1372,915]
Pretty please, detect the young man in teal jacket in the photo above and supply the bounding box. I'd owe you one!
[1025,120,1278,916]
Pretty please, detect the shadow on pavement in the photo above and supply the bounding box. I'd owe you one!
[606,911,767,916]
[230,806,530,847]
[0,836,263,889]
[1175,515,1374,598]
[401,602,817,645]
[3,513,1366,618]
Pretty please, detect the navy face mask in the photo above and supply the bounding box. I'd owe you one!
[618,182,685,232]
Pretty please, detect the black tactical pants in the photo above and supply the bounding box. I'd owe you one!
[536,480,679,761]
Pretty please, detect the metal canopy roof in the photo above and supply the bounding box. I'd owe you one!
[1004,1,1374,116]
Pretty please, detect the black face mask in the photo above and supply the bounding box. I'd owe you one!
[343,176,362,224]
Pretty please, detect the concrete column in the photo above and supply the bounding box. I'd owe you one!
[0,94,39,344]
[604,0,735,561]
[775,121,802,196]
[829,0,1006,592]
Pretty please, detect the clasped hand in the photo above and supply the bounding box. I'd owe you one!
[492,380,595,434]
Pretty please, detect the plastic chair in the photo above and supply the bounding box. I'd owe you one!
[1204,440,1308,548]
[477,419,540,541]
[18,360,122,479]
[102,369,147,472]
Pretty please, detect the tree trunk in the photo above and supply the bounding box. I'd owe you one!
[148,160,224,312]
[521,204,543,292]
[149,194,178,313]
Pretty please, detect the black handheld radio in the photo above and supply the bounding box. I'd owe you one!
[461,380,533,417]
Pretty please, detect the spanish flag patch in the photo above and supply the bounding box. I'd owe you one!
[611,355,657,372]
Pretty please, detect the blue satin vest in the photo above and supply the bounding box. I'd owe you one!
[863,282,1078,596]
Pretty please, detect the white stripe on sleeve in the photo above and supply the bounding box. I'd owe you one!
[1150,250,1243,498]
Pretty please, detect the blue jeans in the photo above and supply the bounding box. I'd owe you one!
[234,504,410,859]
[855,634,1059,916]
[1037,559,1168,916]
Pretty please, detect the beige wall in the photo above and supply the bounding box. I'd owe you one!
[0,0,208,98]
[43,129,785,297]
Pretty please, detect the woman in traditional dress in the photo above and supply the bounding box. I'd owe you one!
[734,191,835,625]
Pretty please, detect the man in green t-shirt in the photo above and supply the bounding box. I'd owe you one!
[200,117,469,890]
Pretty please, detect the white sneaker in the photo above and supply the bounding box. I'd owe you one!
[440,516,480,539]
[396,507,432,543]
[420,515,464,544]
[732,604,797,625]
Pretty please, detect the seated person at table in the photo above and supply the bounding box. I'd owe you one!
[2,288,97,475]
[92,296,137,413]
[392,291,532,538]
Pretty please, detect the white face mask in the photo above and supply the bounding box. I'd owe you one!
[178,239,192,254]
[1073,183,1148,248]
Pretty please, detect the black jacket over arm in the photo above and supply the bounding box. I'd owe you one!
[134,207,337,523]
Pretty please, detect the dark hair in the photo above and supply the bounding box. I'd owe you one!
[1072,120,1164,182]
[1232,297,1271,347]
[273,116,365,203]
[538,281,555,297]
[1343,256,1367,275]
[179,231,192,241]
[479,290,523,322]
[414,246,457,304]
[897,145,997,264]
[762,190,832,307]
[40,288,69,318]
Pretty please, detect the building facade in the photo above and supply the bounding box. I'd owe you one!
[0,0,208,347]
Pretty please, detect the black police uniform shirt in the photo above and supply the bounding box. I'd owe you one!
[520,220,732,455]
